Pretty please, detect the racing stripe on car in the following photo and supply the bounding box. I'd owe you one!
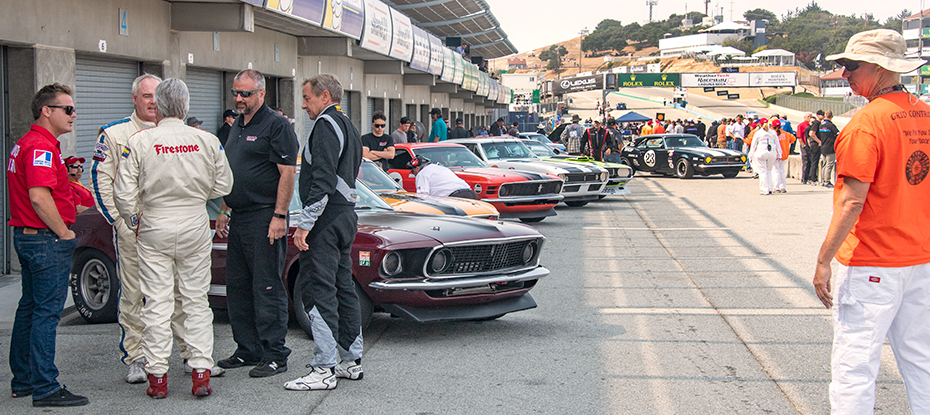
[504,170,547,181]
[386,193,468,216]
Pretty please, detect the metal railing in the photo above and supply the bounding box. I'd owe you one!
[773,95,860,115]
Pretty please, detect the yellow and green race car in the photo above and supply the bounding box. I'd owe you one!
[522,140,634,197]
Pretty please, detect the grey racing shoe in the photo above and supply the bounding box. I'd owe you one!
[284,366,337,391]
[184,359,226,377]
[126,359,147,384]
[334,359,363,380]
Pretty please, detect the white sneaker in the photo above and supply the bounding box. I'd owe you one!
[126,359,146,384]
[334,359,363,380]
[184,359,226,377]
[284,366,337,390]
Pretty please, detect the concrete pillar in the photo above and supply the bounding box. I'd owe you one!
[8,46,77,156]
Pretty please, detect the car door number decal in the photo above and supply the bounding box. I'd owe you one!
[644,150,656,167]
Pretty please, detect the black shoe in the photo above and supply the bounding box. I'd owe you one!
[32,387,89,407]
[217,355,260,369]
[249,359,288,378]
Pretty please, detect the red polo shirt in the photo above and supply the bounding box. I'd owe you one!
[7,124,76,228]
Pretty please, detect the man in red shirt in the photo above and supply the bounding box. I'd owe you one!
[65,156,93,213]
[6,83,89,407]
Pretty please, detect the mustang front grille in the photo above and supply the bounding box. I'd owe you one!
[498,180,562,197]
[564,173,600,183]
[425,237,544,278]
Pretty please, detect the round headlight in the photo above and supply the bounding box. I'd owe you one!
[473,183,482,194]
[558,173,568,181]
[382,251,402,277]
[499,185,510,196]
[600,171,608,181]
[705,156,712,164]
[522,241,538,264]
[430,249,451,274]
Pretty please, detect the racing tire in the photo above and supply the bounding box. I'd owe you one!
[294,277,373,339]
[519,217,546,223]
[620,157,635,172]
[722,171,739,178]
[564,201,590,207]
[675,158,694,179]
[70,249,120,324]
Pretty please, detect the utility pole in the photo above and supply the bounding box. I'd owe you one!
[646,0,658,23]
[579,27,588,73]
[705,0,710,15]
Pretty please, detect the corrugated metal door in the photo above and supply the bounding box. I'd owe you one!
[74,56,138,179]
[366,97,375,134]
[186,68,224,136]
[299,91,352,149]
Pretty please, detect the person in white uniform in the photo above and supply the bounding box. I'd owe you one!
[114,78,233,399]
[747,119,781,195]
[407,155,478,199]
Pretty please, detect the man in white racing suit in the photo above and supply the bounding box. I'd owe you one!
[114,78,233,398]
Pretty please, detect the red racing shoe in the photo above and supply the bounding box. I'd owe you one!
[146,374,167,399]
[192,370,212,397]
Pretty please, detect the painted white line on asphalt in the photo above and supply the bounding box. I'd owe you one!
[599,307,830,316]
[582,227,730,230]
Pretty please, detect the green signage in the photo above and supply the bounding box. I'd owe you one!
[532,89,540,103]
[922,28,930,38]
[616,73,680,87]
[922,84,930,95]
[921,66,930,76]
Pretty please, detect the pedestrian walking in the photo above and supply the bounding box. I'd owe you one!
[814,28,930,414]
[772,119,796,193]
[818,110,840,188]
[748,119,782,195]
[428,108,447,142]
[560,114,585,155]
[807,110,824,184]
[391,116,412,145]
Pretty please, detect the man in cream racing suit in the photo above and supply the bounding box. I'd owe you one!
[114,78,233,398]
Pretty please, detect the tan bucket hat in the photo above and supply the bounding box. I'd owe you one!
[826,29,926,73]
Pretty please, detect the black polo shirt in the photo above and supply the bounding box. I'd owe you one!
[361,132,392,153]
[223,103,299,210]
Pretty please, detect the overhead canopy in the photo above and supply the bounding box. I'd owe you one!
[705,46,746,57]
[383,0,517,59]
[699,21,750,33]
[752,49,794,57]
[615,111,652,123]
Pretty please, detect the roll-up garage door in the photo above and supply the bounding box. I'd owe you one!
[186,68,224,136]
[74,56,138,184]
[300,91,352,145]
[366,97,375,134]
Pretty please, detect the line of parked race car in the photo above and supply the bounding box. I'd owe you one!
[69,133,747,336]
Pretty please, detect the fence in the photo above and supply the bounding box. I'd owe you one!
[773,95,862,116]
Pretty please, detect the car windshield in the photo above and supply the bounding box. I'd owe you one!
[666,135,706,148]
[523,140,556,157]
[483,141,538,160]
[414,146,487,168]
[289,177,392,212]
[522,133,553,144]
[358,160,402,191]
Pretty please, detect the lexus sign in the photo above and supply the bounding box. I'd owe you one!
[552,75,603,94]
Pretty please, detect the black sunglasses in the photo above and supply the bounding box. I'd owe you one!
[373,124,386,128]
[838,59,860,72]
[230,89,262,98]
[68,165,83,170]
[48,105,75,116]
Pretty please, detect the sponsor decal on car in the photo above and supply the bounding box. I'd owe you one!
[359,251,370,266]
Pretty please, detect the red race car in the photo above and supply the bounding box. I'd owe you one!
[385,143,564,223]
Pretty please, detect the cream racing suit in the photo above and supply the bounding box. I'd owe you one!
[114,118,233,375]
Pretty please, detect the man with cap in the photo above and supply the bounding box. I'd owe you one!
[186,116,203,129]
[65,156,94,213]
[428,108,447,142]
[449,117,471,139]
[407,155,478,199]
[217,109,237,146]
[507,122,520,137]
[489,117,504,136]
[392,116,412,145]
[604,119,623,163]
[813,28,930,414]
[807,110,824,184]
[560,114,585,155]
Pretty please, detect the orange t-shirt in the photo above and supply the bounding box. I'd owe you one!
[653,124,666,134]
[744,129,756,147]
[834,92,930,267]
[641,125,653,135]
[717,124,728,143]
[777,131,796,160]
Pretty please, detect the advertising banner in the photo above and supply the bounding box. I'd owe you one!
[241,0,265,6]
[440,47,455,82]
[479,71,490,96]
[488,79,498,101]
[552,75,603,94]
[322,0,364,39]
[360,0,392,56]
[452,54,465,85]
[266,0,325,25]
[716,90,729,96]
[427,33,444,75]
[388,7,412,62]
[748,72,797,87]
[616,73,679,87]
[681,73,749,88]
[727,94,740,99]
[409,26,431,71]
[920,66,930,76]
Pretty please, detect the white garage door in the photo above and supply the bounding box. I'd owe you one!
[74,56,139,178]
[186,68,224,136]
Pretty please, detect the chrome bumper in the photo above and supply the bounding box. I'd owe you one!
[369,266,549,290]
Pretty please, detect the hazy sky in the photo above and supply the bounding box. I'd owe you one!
[484,0,928,53]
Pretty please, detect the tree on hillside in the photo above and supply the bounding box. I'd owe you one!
[539,45,568,72]
[883,9,912,30]
[582,20,628,53]
[744,8,777,22]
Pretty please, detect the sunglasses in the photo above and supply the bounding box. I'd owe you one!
[48,105,75,116]
[68,165,83,170]
[230,89,262,98]
[838,59,860,72]
[373,124,386,128]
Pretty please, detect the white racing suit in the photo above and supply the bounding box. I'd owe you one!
[748,129,781,194]
[114,118,233,375]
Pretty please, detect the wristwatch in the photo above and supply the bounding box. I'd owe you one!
[272,212,287,219]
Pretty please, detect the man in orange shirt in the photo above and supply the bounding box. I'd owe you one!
[652,121,666,134]
[772,120,795,193]
[716,118,728,149]
[640,121,653,136]
[814,29,930,414]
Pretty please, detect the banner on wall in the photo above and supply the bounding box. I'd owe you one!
[488,79,498,101]
[388,8,412,62]
[360,0,392,56]
[427,33,444,75]
[681,73,749,88]
[748,72,797,87]
[266,0,326,25]
[552,74,603,94]
[452,53,465,85]
[409,26,430,71]
[615,73,679,87]
[440,47,455,82]
[322,0,364,40]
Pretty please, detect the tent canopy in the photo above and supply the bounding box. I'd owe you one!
[615,111,652,123]
[752,48,795,57]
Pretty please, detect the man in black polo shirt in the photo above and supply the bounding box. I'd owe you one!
[215,69,298,378]
[448,117,471,139]
[361,111,394,170]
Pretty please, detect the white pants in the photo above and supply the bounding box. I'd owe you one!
[754,153,777,194]
[774,159,787,191]
[831,263,930,415]
[114,219,191,365]
[137,210,214,376]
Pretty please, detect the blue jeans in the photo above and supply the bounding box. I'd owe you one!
[604,153,622,164]
[10,228,76,400]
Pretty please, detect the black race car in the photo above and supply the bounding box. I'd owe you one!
[620,134,747,179]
